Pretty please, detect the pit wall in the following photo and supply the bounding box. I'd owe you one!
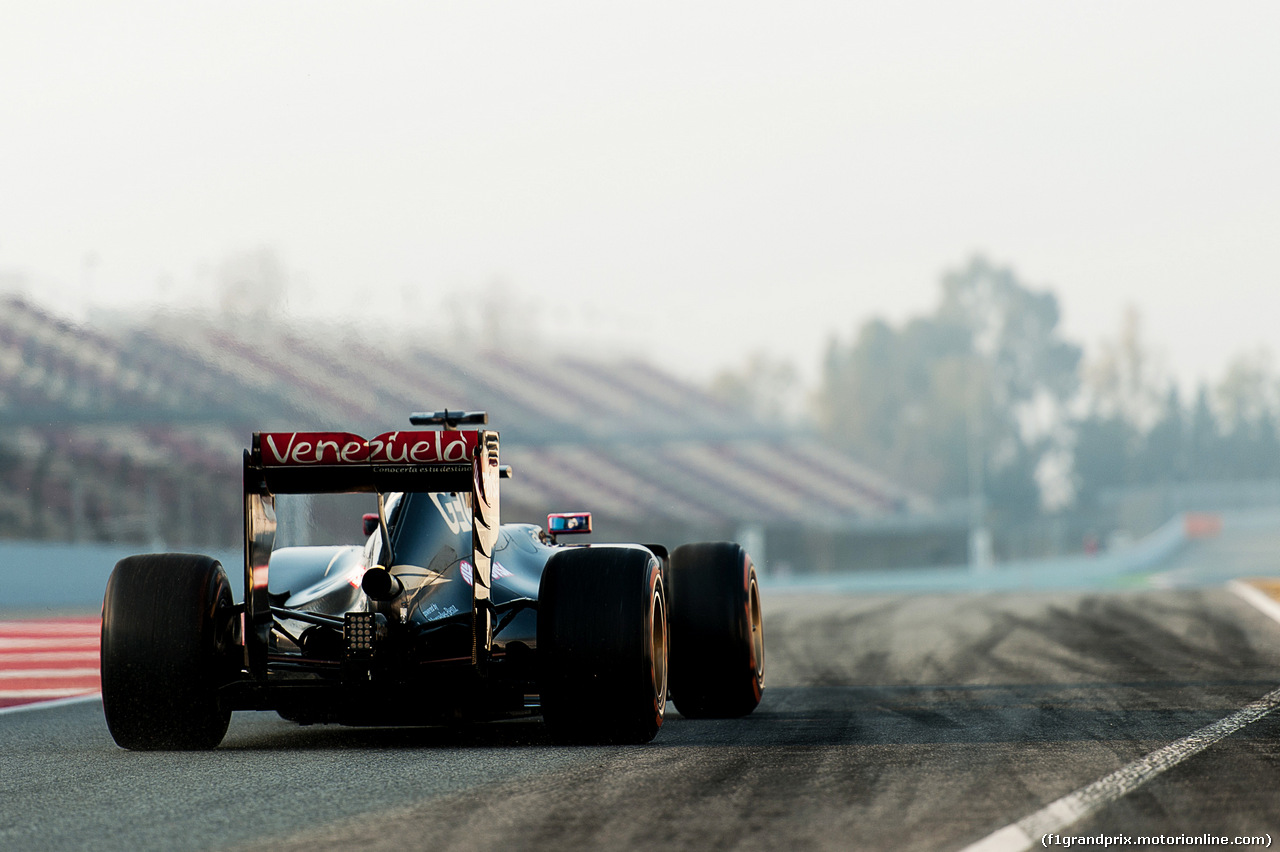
[759,511,1269,595]
[0,542,241,611]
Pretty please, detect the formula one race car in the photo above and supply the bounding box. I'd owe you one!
[100,411,765,749]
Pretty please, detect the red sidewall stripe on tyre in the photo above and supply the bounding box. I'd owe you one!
[646,560,667,729]
[741,553,763,700]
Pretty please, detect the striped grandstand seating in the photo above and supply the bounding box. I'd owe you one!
[0,294,930,562]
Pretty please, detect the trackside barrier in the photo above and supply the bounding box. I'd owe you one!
[0,542,242,610]
[760,512,1236,595]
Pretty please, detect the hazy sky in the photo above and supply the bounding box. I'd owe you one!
[2,2,1278,389]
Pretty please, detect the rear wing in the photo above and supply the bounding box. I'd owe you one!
[242,429,501,677]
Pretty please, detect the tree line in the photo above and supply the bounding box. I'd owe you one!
[713,256,1280,522]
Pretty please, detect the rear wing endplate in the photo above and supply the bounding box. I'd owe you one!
[242,429,500,678]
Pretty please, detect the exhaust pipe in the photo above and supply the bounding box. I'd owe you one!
[361,566,404,602]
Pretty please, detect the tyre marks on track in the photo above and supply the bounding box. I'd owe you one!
[960,684,1280,852]
[0,618,101,710]
[959,581,1280,851]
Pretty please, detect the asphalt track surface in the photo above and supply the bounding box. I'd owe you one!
[4,581,1280,852]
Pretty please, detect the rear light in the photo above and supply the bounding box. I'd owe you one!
[344,612,386,656]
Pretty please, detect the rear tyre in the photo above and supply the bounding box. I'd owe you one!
[667,542,765,718]
[101,553,236,750]
[538,546,668,744]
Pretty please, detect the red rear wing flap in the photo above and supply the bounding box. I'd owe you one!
[242,428,500,677]
[249,430,482,494]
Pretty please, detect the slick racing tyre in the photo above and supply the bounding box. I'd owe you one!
[101,553,236,750]
[667,541,765,718]
[538,546,668,745]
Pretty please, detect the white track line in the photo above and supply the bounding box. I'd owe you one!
[0,688,97,700]
[0,668,99,679]
[0,651,99,663]
[0,637,99,650]
[0,692,101,716]
[1227,579,1280,628]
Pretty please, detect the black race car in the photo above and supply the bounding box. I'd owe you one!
[100,411,765,749]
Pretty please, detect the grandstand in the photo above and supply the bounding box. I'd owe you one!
[0,295,965,573]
